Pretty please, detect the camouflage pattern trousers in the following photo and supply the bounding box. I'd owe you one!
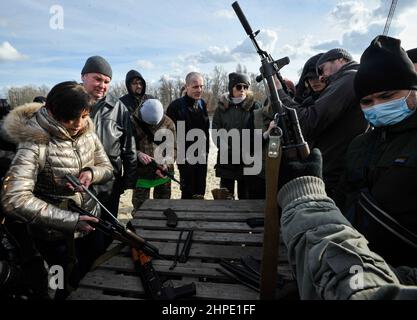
[132,182,171,211]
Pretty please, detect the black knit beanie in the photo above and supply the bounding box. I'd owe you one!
[407,48,417,63]
[354,35,417,100]
[81,56,112,79]
[316,48,353,70]
[302,53,324,79]
[228,72,251,94]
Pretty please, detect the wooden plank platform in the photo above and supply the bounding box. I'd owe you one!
[69,199,296,300]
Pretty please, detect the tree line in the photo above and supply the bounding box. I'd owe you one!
[6,65,266,114]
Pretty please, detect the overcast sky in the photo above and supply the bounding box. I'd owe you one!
[1,0,417,97]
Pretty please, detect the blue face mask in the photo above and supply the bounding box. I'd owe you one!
[362,91,415,127]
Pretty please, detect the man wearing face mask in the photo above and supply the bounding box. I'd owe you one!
[338,35,417,267]
[130,99,176,211]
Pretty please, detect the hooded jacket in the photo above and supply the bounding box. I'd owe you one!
[1,103,113,240]
[212,92,262,179]
[120,70,155,114]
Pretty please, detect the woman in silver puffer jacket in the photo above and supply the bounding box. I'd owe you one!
[1,81,113,299]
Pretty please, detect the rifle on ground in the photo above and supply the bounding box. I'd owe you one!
[232,1,310,300]
[65,174,163,259]
[128,222,196,300]
[148,159,184,188]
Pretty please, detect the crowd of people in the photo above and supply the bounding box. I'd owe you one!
[1,34,417,300]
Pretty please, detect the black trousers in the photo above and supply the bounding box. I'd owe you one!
[2,221,50,299]
[178,163,208,199]
[246,175,266,199]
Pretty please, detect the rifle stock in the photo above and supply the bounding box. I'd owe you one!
[232,0,310,300]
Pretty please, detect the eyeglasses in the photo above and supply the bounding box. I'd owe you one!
[235,84,249,91]
[317,66,324,76]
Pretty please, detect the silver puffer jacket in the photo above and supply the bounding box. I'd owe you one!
[1,103,113,240]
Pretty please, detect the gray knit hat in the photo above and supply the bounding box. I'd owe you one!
[140,99,164,125]
[81,56,112,79]
[316,48,353,70]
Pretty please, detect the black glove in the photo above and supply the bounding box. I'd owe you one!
[279,148,323,188]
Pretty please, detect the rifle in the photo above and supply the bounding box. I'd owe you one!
[65,174,163,259]
[231,1,310,300]
[232,1,309,161]
[128,222,196,300]
[148,159,184,188]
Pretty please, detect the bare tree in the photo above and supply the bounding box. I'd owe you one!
[208,66,228,113]
[249,73,267,104]
[7,85,50,108]
[109,80,127,99]
[159,76,175,109]
[173,77,185,100]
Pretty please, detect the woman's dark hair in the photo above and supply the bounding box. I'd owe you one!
[45,81,92,122]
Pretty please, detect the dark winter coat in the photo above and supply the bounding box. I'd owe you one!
[338,110,417,266]
[166,94,210,162]
[212,92,262,179]
[279,61,369,194]
[119,70,154,114]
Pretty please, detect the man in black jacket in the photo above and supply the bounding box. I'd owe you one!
[120,69,154,114]
[166,72,209,199]
[81,56,137,251]
[276,49,368,199]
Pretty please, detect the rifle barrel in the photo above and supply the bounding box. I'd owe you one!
[232,1,254,36]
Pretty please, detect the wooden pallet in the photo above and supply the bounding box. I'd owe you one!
[69,199,295,300]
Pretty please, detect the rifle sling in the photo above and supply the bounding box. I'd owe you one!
[358,192,417,250]
[169,230,184,270]
[260,148,282,299]
[217,267,260,293]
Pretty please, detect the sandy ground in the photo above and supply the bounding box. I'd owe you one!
[118,130,220,219]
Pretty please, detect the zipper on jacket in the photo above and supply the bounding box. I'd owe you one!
[73,141,84,207]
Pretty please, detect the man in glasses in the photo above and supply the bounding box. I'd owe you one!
[275,48,368,200]
[212,72,262,199]
[120,69,155,115]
